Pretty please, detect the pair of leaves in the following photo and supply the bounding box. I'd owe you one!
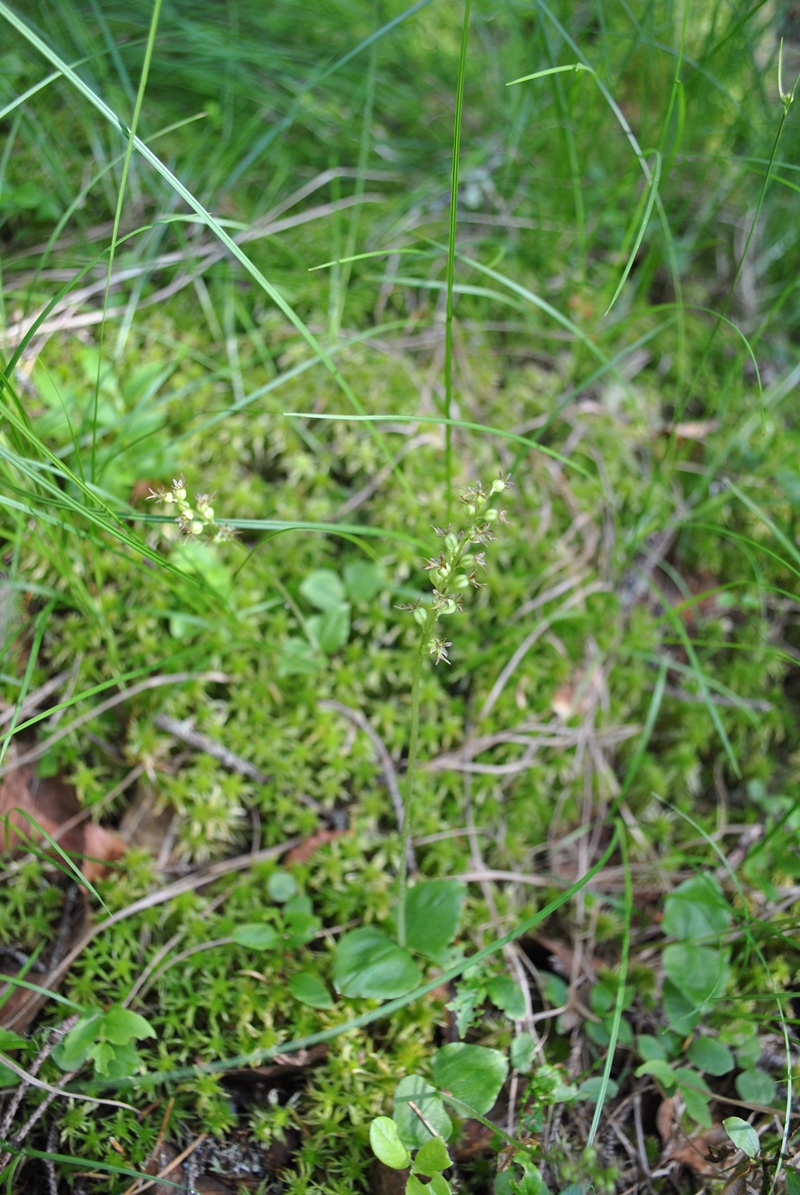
[394,1043,509,1149]
[232,893,320,953]
[662,876,733,1033]
[53,1006,155,1079]
[371,1044,509,1194]
[280,564,384,673]
[334,881,465,999]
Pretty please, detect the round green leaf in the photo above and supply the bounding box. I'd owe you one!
[577,1077,619,1102]
[232,923,279,950]
[289,972,333,1009]
[723,1116,760,1159]
[662,979,702,1035]
[486,974,526,1019]
[635,1059,677,1090]
[431,1043,508,1116]
[300,569,347,611]
[663,875,732,941]
[663,944,729,1007]
[278,637,322,677]
[394,1074,453,1148]
[313,603,350,654]
[267,870,298,903]
[413,1136,450,1176]
[333,927,421,998]
[637,1034,668,1063]
[735,1068,776,1105]
[344,561,384,602]
[687,1036,734,1076]
[406,1176,428,1195]
[369,1117,410,1169]
[404,880,466,957]
[511,1032,536,1074]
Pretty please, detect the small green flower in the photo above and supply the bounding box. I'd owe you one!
[399,473,511,664]
[148,477,236,543]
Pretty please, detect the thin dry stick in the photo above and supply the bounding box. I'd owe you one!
[0,669,73,728]
[0,1051,135,1112]
[0,672,230,779]
[319,698,415,872]
[1,837,298,1033]
[0,1015,78,1149]
[120,1132,207,1195]
[153,715,323,817]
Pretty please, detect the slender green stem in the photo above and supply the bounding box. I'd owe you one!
[396,608,436,947]
[444,0,471,518]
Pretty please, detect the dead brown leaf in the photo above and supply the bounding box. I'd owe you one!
[0,745,125,883]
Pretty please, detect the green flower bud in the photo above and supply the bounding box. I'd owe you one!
[413,606,428,627]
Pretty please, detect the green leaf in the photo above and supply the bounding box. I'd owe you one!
[577,1076,618,1102]
[405,881,466,956]
[102,1007,156,1046]
[87,1040,116,1077]
[663,944,729,1007]
[674,1068,712,1127]
[635,1059,676,1090]
[369,1117,411,1169]
[637,1034,669,1063]
[540,971,568,1007]
[428,1173,452,1195]
[58,1012,103,1068]
[311,603,350,654]
[267,870,298,902]
[0,1030,26,1051]
[282,908,320,949]
[232,923,280,950]
[662,979,703,1034]
[0,1062,20,1087]
[289,972,333,1009]
[687,1036,734,1076]
[406,1176,428,1195]
[344,561,385,602]
[723,1116,760,1158]
[785,1167,800,1195]
[735,1068,776,1105]
[278,637,322,676]
[333,928,422,998]
[431,1043,508,1116]
[487,974,527,1019]
[662,875,732,941]
[413,1136,450,1176]
[511,1032,536,1074]
[394,1074,453,1148]
[103,1042,141,1080]
[447,982,485,1038]
[300,569,346,611]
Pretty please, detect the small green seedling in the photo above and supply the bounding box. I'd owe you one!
[371,1119,453,1195]
[53,1006,156,1079]
[333,879,466,999]
[279,562,385,674]
[370,1043,509,1194]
